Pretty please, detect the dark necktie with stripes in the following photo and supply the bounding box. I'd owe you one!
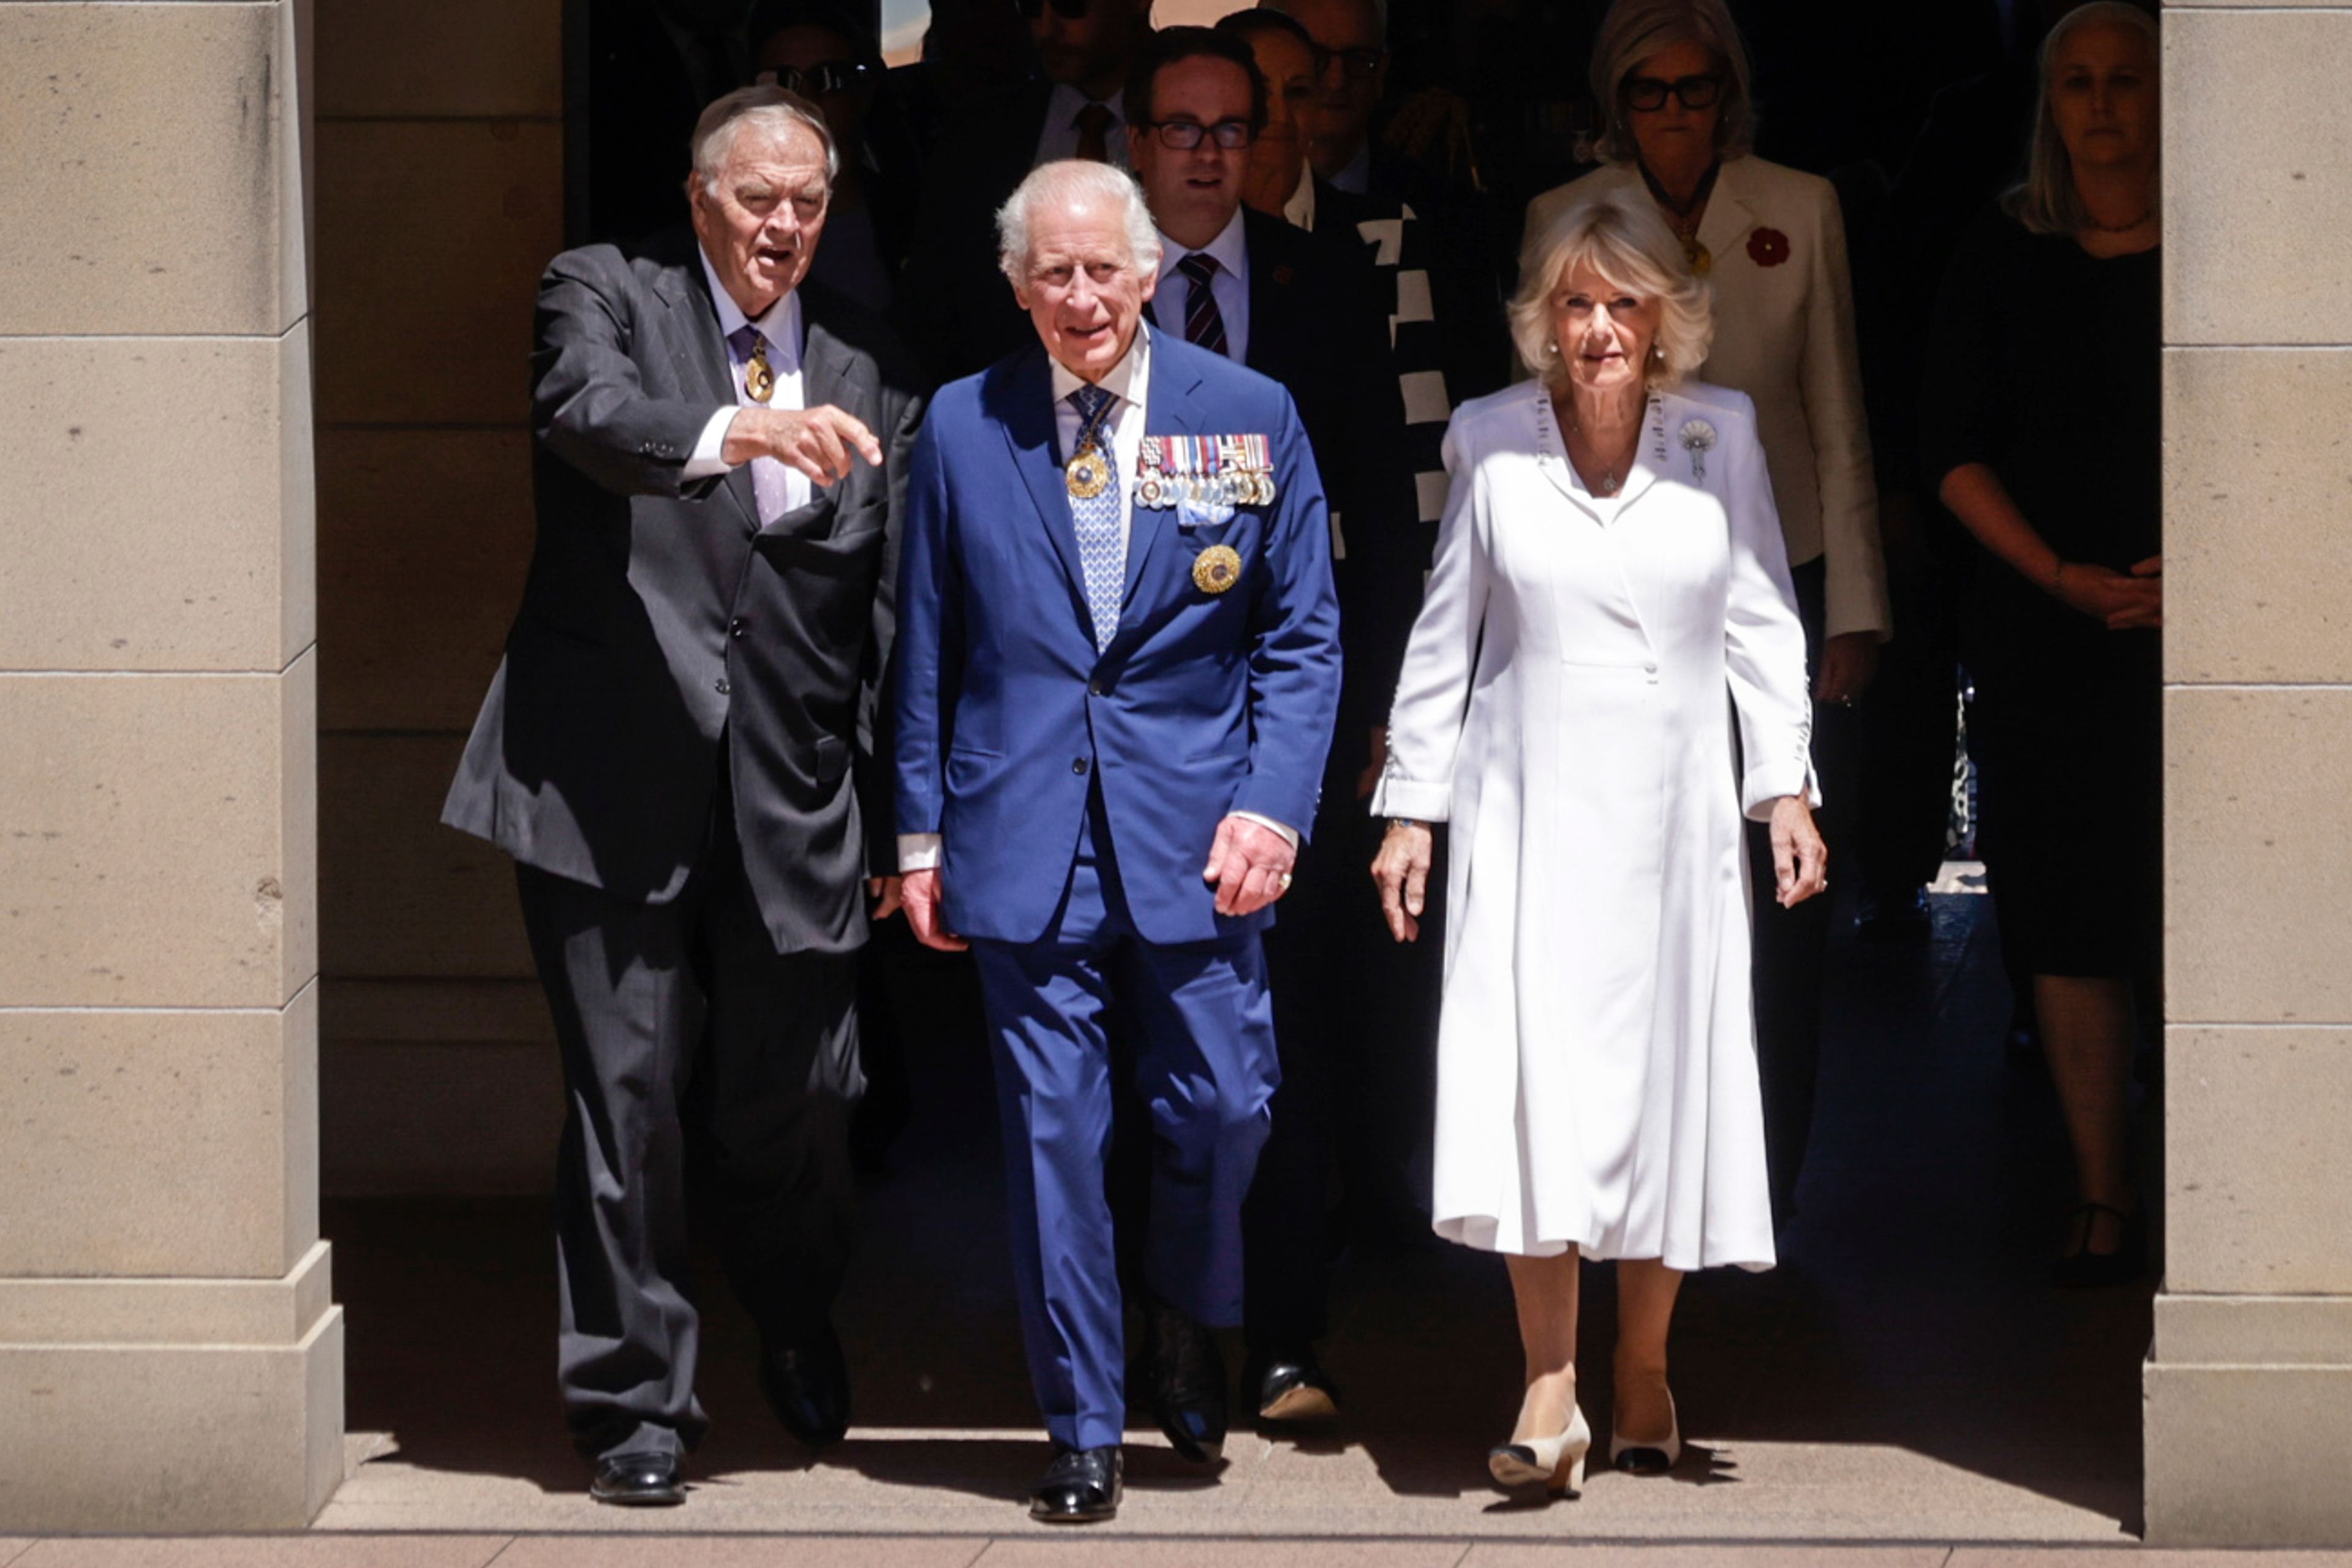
[1177,252,1229,358]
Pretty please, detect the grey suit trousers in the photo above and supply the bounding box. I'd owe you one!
[516,776,861,1461]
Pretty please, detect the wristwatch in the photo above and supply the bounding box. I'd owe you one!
[1385,817,1427,832]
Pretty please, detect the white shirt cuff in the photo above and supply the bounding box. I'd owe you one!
[680,407,744,480]
[1231,811,1300,849]
[897,832,943,872]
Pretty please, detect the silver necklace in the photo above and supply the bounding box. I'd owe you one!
[1559,398,1638,496]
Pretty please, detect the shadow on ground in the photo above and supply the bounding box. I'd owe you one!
[326,889,2152,1536]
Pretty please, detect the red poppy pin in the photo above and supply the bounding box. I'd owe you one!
[1747,227,1791,268]
[1272,263,1296,286]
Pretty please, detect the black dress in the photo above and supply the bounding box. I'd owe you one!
[1920,206,2161,980]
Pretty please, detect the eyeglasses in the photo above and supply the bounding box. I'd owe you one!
[1144,118,1254,150]
[1622,73,1723,111]
[1016,0,1088,19]
[755,61,876,96]
[1310,44,1386,84]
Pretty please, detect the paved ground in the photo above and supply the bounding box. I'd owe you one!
[18,1545,2352,1568]
[20,891,2214,1562]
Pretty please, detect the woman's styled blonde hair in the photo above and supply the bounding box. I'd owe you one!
[1588,0,1756,165]
[1510,192,1714,393]
[2008,2,2160,236]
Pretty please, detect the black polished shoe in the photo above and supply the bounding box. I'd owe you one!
[759,1322,851,1447]
[1030,1444,1122,1522]
[1249,1348,1339,1424]
[1143,1298,1228,1463]
[589,1450,685,1507]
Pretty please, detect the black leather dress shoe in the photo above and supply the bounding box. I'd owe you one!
[759,1322,851,1447]
[589,1450,685,1506]
[1144,1298,1227,1463]
[1250,1349,1339,1423]
[1031,1443,1122,1521]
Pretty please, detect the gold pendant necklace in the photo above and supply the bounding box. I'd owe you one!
[744,336,775,403]
[1066,443,1111,499]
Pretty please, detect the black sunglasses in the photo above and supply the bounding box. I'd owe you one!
[1016,0,1089,19]
[1622,73,1723,111]
[755,61,877,96]
[1144,118,1254,151]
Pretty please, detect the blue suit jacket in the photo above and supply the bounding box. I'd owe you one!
[892,328,1343,948]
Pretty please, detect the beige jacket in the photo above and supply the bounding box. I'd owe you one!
[1526,156,1891,640]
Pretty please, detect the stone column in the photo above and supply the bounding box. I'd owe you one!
[0,0,342,1532]
[2146,2,2352,1547]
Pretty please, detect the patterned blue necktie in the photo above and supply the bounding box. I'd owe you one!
[1066,383,1125,651]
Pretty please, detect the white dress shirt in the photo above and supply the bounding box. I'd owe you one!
[1281,164,1316,232]
[1152,208,1251,363]
[682,248,811,518]
[898,328,1295,873]
[1033,83,1132,170]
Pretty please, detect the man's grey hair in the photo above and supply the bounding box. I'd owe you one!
[1588,0,1757,164]
[688,85,840,196]
[995,160,1164,284]
[2009,2,2160,236]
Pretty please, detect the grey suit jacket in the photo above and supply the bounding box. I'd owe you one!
[443,228,928,955]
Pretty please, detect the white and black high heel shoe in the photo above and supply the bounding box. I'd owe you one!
[1489,1401,1592,1495]
[1610,1392,1682,1476]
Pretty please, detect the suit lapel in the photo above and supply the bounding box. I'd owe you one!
[663,257,760,535]
[999,345,1093,619]
[800,299,870,504]
[1127,325,1199,604]
[1696,157,1758,268]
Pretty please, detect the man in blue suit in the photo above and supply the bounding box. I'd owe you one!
[892,158,1341,1522]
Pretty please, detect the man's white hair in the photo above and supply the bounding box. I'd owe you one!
[995,160,1164,284]
[689,85,840,195]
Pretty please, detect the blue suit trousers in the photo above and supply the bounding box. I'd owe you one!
[970,791,1280,1452]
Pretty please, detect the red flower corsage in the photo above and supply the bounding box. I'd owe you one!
[1747,227,1791,268]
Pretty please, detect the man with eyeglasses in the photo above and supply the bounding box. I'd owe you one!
[1124,23,1425,1434]
[752,0,914,315]
[902,0,1156,382]
[1262,0,1513,401]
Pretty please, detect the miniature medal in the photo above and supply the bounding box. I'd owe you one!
[1193,544,1243,595]
[745,337,776,402]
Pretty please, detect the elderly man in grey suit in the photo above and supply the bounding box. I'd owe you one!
[442,85,925,1506]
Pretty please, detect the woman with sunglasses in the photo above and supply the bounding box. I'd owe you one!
[1524,0,1890,1240]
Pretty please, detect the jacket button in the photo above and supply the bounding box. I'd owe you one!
[715,677,731,696]
[729,618,747,638]
[1071,757,1090,775]
[1087,680,1104,696]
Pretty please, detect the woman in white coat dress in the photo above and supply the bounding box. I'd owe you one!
[1525,0,1888,1229]
[1370,192,1825,1497]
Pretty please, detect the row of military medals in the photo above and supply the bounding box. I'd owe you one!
[1065,428,1257,596]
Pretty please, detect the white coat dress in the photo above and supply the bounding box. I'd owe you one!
[1371,379,1815,1269]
